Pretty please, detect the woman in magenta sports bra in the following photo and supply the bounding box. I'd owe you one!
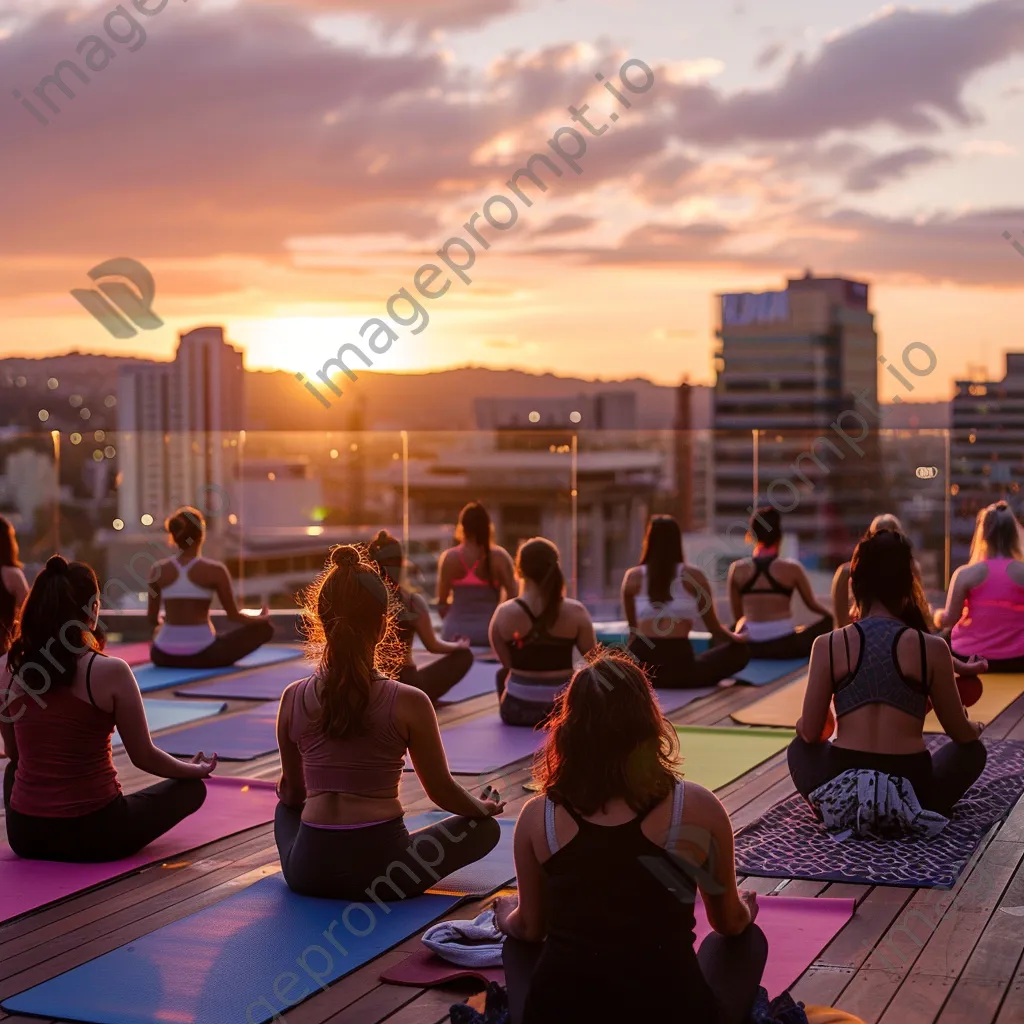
[148,506,274,668]
[437,503,516,647]
[937,502,1024,672]
[1,557,216,863]
[274,545,503,899]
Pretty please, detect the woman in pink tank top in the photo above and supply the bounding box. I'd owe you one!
[274,544,504,901]
[1,556,216,863]
[938,502,1024,671]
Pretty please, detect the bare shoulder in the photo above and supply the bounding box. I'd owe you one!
[93,653,137,690]
[393,679,433,715]
[679,780,728,830]
[622,565,643,589]
[955,562,988,587]
[516,794,546,834]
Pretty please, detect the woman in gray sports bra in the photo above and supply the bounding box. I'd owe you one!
[789,530,986,816]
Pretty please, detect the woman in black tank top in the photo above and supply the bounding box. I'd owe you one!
[495,652,767,1023]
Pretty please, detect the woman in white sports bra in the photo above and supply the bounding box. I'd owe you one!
[622,516,749,688]
[148,507,274,668]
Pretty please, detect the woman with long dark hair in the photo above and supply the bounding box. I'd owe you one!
[728,506,833,659]
[490,538,596,727]
[622,515,749,687]
[274,545,502,899]
[936,502,1024,671]
[148,506,274,668]
[0,516,29,655]
[368,530,473,703]
[789,530,987,816]
[495,651,767,1024]
[1,556,214,862]
[437,502,516,647]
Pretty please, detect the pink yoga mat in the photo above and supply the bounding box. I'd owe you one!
[380,895,854,1000]
[107,642,153,666]
[0,776,278,925]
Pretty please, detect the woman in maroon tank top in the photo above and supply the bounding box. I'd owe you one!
[1,556,216,863]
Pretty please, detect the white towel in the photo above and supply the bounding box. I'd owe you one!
[422,908,505,968]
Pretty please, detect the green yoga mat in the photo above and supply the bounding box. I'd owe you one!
[673,726,795,791]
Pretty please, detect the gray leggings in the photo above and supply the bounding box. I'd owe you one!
[274,804,501,901]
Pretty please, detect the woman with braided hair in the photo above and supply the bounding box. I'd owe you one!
[274,545,502,899]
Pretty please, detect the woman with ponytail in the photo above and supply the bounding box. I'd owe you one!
[0,516,29,655]
[274,545,502,899]
[489,538,596,726]
[437,502,516,647]
[1,556,214,863]
[367,531,473,703]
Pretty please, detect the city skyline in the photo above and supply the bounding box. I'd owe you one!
[2,0,1024,403]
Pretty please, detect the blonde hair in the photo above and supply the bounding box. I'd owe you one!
[969,502,1023,564]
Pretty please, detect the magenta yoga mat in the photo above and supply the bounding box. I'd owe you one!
[0,777,277,925]
[381,949,504,988]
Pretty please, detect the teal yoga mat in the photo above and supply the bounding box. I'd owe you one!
[1,874,460,1024]
[112,699,226,749]
[132,645,303,694]
[734,658,808,687]
[593,622,712,654]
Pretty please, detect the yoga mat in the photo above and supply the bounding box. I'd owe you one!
[675,727,795,791]
[406,812,517,896]
[107,642,153,666]
[2,874,461,1024]
[112,699,226,749]
[593,622,712,654]
[656,686,716,714]
[0,777,276,925]
[132,644,304,694]
[379,894,853,1001]
[735,738,1024,888]
[735,658,808,687]
[175,660,314,701]
[155,704,278,761]
[437,658,500,704]
[733,672,1024,732]
[406,716,544,774]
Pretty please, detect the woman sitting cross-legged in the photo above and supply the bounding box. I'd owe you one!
[1,557,215,863]
[490,538,596,727]
[728,506,833,659]
[495,651,768,1024]
[936,501,1024,673]
[274,545,503,900]
[368,530,473,703]
[790,530,987,820]
[622,514,749,687]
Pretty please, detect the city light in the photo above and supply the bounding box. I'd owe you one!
[94,430,106,442]
[529,411,541,423]
[70,432,82,444]
[80,408,91,420]
[112,519,124,531]
[915,466,939,479]
[330,449,339,459]
[46,377,59,390]
[37,409,49,422]
[570,411,582,423]
[141,514,154,526]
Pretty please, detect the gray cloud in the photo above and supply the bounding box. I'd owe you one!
[532,214,597,237]
[845,146,950,192]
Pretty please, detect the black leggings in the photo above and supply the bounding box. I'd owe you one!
[399,647,474,703]
[503,926,768,1024]
[628,636,750,689]
[747,614,833,660]
[3,761,207,862]
[274,803,501,900]
[787,735,987,817]
[151,617,275,669]
[946,636,1024,674]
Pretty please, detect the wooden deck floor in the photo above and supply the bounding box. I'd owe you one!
[3,670,1024,1024]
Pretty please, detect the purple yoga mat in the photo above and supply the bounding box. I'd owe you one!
[406,716,545,774]
[175,660,315,701]
[381,895,853,1000]
[656,686,715,714]
[156,704,278,760]
[0,777,277,925]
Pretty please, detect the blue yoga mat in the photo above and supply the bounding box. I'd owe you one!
[155,704,278,761]
[175,660,314,701]
[436,658,499,704]
[593,622,712,654]
[734,659,807,687]
[112,699,226,749]
[406,812,516,896]
[1,874,460,1024]
[132,645,304,694]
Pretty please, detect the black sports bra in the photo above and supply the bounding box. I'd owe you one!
[507,599,576,672]
[738,555,794,598]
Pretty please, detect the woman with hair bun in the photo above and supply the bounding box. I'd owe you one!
[936,502,1024,672]
[1,556,215,862]
[274,545,502,899]
[0,515,29,655]
[437,502,516,647]
[489,538,596,726]
[367,531,473,703]
[148,506,274,668]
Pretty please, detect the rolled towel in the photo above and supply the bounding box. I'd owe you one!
[422,909,505,968]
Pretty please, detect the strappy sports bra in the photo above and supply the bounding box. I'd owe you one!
[450,548,495,589]
[738,554,794,597]
[162,558,216,600]
[508,599,576,672]
[831,616,930,720]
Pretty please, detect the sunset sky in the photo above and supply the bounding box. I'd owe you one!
[2,0,1024,401]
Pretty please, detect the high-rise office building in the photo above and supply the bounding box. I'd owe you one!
[117,327,245,533]
[950,353,1024,565]
[712,273,880,568]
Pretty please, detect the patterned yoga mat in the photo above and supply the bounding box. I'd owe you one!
[734,738,1024,889]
